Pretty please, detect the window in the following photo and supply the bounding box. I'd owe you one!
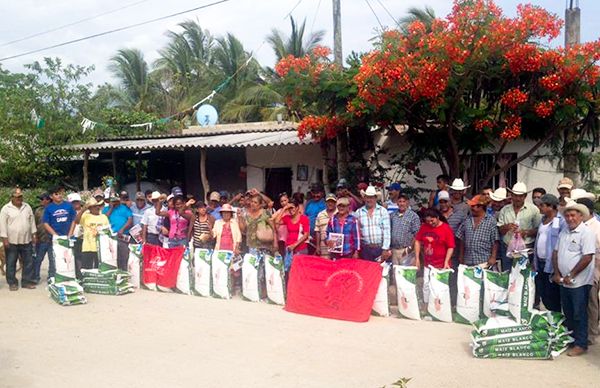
[473,153,517,193]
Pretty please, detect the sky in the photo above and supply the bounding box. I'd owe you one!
[0,0,599,88]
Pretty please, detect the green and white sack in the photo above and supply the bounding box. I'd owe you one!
[264,253,285,305]
[52,236,76,282]
[242,253,261,302]
[454,265,483,324]
[508,256,536,324]
[394,265,421,320]
[48,281,87,306]
[97,227,118,267]
[81,262,134,295]
[482,269,510,318]
[193,248,212,297]
[372,262,391,317]
[426,267,453,322]
[128,244,142,288]
[175,246,194,295]
[83,282,134,295]
[212,250,233,299]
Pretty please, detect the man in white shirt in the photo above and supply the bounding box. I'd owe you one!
[576,198,600,344]
[552,201,596,356]
[141,191,165,246]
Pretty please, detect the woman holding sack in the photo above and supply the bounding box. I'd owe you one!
[414,208,456,305]
[274,198,310,272]
[191,201,215,250]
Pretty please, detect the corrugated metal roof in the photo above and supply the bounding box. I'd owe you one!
[68,130,310,152]
[97,121,299,141]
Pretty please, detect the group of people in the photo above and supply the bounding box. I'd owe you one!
[1,175,598,356]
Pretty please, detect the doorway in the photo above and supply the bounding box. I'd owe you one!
[264,168,292,207]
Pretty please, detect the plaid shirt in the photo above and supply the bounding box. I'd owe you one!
[390,208,421,248]
[456,214,499,265]
[355,204,391,250]
[327,213,361,255]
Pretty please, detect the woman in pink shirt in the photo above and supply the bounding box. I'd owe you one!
[275,198,310,274]
[212,204,242,254]
[155,196,193,248]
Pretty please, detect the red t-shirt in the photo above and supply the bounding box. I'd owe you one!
[218,222,234,251]
[281,214,310,252]
[415,222,456,268]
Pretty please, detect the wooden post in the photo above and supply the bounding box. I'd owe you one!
[200,149,210,200]
[83,150,90,191]
[111,152,117,181]
[136,152,142,192]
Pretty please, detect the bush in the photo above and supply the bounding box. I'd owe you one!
[0,187,47,209]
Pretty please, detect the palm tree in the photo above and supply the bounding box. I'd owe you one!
[398,6,436,33]
[108,48,155,111]
[267,16,325,61]
[212,33,260,98]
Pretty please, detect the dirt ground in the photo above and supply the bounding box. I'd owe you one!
[1,267,599,388]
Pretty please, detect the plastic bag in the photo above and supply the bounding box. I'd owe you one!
[506,231,526,258]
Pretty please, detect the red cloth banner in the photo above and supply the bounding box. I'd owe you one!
[142,244,185,289]
[284,255,382,322]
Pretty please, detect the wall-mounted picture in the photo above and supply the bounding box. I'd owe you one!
[297,164,308,181]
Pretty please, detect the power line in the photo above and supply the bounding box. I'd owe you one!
[364,0,384,30]
[0,0,153,48]
[309,0,323,35]
[375,0,399,26]
[284,0,304,20]
[0,0,231,62]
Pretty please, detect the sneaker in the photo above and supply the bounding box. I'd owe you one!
[9,284,18,291]
[567,346,587,357]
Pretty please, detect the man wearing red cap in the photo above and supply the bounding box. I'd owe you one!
[456,195,498,267]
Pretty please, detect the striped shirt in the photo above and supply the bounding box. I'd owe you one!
[355,204,391,250]
[390,208,421,248]
[193,216,213,248]
[456,214,499,266]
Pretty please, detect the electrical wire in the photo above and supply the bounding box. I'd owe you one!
[364,0,384,30]
[309,0,323,35]
[0,0,231,62]
[0,0,153,48]
[284,0,304,20]
[375,0,399,26]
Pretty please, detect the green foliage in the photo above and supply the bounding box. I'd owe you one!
[0,187,46,209]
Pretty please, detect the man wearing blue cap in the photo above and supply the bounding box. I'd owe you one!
[386,183,401,215]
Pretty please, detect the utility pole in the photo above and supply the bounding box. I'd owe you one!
[332,0,348,181]
[563,0,581,186]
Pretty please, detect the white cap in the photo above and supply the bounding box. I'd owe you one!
[438,190,450,201]
[150,191,161,200]
[67,193,82,202]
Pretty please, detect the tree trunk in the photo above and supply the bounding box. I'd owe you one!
[135,153,142,192]
[563,5,581,186]
[321,141,330,189]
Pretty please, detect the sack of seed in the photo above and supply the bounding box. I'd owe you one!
[52,236,76,282]
[482,269,510,318]
[454,265,483,324]
[508,256,536,324]
[372,262,391,317]
[394,265,421,320]
[264,253,285,305]
[212,250,233,299]
[175,246,194,295]
[193,248,212,297]
[242,253,261,302]
[426,267,453,322]
[48,281,87,306]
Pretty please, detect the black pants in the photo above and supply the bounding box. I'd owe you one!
[81,251,99,270]
[117,239,130,271]
[4,243,35,286]
[536,271,562,312]
[73,239,83,279]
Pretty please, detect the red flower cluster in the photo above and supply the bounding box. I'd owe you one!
[297,115,346,141]
[500,115,522,140]
[275,55,311,77]
[474,119,494,132]
[311,45,331,58]
[534,100,556,118]
[501,88,528,109]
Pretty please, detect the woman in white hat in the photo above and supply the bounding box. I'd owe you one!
[212,204,241,254]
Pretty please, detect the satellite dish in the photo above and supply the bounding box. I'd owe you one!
[196,104,218,127]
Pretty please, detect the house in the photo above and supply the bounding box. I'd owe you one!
[68,121,326,201]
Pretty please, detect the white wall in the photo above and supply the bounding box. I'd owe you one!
[245,144,323,193]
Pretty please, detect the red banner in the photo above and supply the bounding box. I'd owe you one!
[284,255,382,322]
[142,244,185,289]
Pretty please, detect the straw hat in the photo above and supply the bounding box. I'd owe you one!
[564,199,590,218]
[489,187,507,202]
[569,188,596,201]
[219,204,235,213]
[360,185,380,197]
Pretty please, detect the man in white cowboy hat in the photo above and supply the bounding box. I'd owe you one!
[557,177,574,214]
[141,191,166,246]
[355,185,391,262]
[447,178,471,215]
[497,182,542,271]
[552,200,596,356]
[489,187,508,218]
[575,198,600,344]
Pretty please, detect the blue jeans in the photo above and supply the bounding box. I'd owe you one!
[5,243,35,286]
[561,285,591,349]
[34,241,55,282]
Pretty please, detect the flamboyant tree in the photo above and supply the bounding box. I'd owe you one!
[349,0,600,184]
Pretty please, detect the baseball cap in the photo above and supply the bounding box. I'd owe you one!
[67,193,82,202]
[467,194,490,207]
[37,192,51,200]
[119,190,129,199]
[557,177,574,190]
[438,190,450,201]
[11,187,23,197]
[540,193,559,207]
[387,182,402,191]
[310,183,324,192]
[135,191,145,200]
[219,190,230,199]
[325,193,337,202]
[209,191,221,201]
[336,178,348,189]
[336,197,350,206]
[171,186,184,197]
[150,191,161,200]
